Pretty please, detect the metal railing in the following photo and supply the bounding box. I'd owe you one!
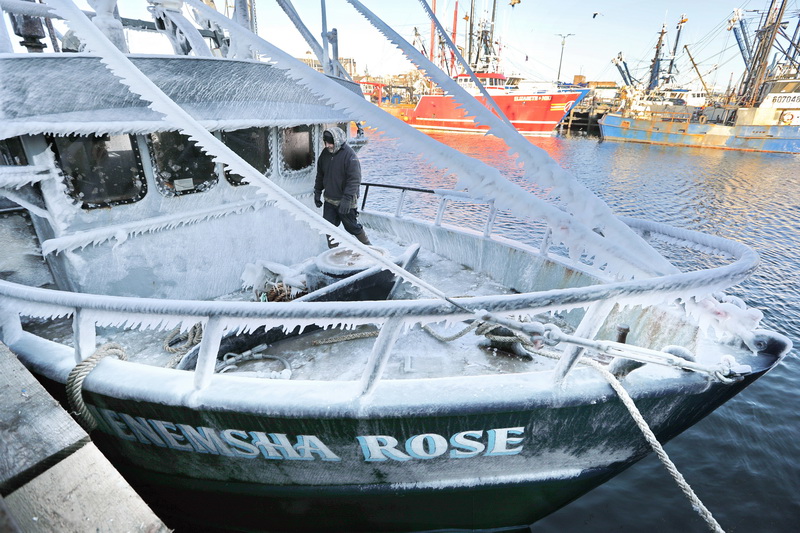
[0,215,760,393]
[361,182,498,238]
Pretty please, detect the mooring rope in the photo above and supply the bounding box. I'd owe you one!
[163,323,204,369]
[414,319,725,531]
[583,358,726,533]
[66,343,127,432]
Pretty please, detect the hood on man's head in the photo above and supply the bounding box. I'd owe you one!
[323,127,347,153]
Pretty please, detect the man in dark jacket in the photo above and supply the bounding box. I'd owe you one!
[314,126,371,247]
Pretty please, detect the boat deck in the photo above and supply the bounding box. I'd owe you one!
[20,232,567,381]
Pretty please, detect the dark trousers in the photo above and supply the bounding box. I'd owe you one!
[323,201,364,235]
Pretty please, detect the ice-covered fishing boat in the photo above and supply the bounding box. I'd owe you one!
[0,1,792,532]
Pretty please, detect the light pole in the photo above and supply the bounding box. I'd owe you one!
[555,33,574,83]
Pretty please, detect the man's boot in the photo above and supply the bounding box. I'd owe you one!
[355,231,371,246]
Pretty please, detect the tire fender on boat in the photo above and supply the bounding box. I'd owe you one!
[698,115,707,124]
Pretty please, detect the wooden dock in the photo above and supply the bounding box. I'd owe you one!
[0,342,169,532]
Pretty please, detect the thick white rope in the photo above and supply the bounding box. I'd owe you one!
[66,342,126,431]
[584,358,726,533]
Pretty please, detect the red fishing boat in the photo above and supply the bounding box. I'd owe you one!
[393,1,587,136]
[398,72,586,135]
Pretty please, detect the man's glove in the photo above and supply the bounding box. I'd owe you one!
[338,195,352,215]
[314,191,322,208]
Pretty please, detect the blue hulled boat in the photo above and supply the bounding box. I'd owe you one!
[600,2,800,153]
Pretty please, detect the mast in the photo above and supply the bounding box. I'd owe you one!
[684,45,711,97]
[467,0,475,67]
[472,0,498,72]
[666,15,687,84]
[739,0,787,106]
[450,1,458,74]
[429,0,437,63]
[728,8,753,72]
[648,24,667,91]
[320,0,331,75]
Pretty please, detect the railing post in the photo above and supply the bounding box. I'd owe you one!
[73,308,96,363]
[483,200,497,237]
[361,184,370,210]
[193,317,225,390]
[0,305,23,345]
[540,228,552,255]
[394,189,406,217]
[358,318,405,397]
[435,197,448,226]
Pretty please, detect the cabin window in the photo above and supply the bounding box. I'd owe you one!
[148,131,217,196]
[50,134,146,209]
[280,125,314,171]
[0,137,28,166]
[221,127,272,185]
[776,81,800,93]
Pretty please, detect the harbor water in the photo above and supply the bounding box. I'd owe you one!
[357,130,800,532]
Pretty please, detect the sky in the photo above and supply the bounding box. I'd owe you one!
[245,0,798,89]
[245,0,792,90]
[8,0,795,91]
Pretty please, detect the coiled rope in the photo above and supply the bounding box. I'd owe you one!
[164,323,203,368]
[66,343,127,432]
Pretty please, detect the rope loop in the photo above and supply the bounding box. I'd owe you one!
[66,343,127,432]
[164,323,204,354]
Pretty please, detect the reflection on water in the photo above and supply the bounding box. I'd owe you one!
[358,130,800,532]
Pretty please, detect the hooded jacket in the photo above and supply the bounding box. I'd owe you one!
[314,127,361,208]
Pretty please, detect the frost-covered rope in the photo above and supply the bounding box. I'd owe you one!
[164,323,203,354]
[312,330,379,345]
[584,358,726,533]
[185,0,667,280]
[66,342,126,431]
[346,0,675,277]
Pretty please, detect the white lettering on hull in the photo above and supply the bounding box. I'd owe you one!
[91,407,525,463]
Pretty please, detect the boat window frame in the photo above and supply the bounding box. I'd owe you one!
[147,130,219,197]
[775,81,800,94]
[279,124,315,175]
[48,133,148,210]
[0,137,28,166]
[220,127,274,186]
